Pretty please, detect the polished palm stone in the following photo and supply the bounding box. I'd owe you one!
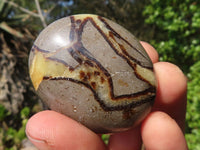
[29,14,156,133]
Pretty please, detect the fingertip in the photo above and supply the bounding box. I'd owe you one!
[141,111,188,150]
[108,126,142,150]
[154,62,187,104]
[26,110,58,150]
[140,41,159,63]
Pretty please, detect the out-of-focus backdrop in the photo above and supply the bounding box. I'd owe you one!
[0,0,199,149]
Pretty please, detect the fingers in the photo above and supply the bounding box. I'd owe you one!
[26,42,187,150]
[142,41,187,131]
[26,110,106,150]
[141,111,188,150]
[140,41,159,63]
[109,43,187,149]
[108,62,188,149]
[153,62,187,131]
[108,126,142,150]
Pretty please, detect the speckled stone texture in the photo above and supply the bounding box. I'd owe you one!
[29,14,156,133]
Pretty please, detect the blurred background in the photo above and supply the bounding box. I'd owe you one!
[0,0,199,149]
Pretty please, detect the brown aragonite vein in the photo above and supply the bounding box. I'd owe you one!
[43,76,155,111]
[30,46,155,110]
[73,16,155,87]
[97,16,152,68]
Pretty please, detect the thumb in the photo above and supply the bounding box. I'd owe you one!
[26,110,106,150]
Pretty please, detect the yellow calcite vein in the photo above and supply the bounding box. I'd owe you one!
[135,64,156,87]
[29,51,70,90]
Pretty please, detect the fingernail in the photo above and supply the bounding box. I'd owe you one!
[26,130,48,150]
[26,131,45,143]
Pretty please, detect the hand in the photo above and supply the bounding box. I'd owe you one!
[26,42,188,150]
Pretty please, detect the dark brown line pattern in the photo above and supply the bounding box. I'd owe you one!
[43,76,155,111]
[31,44,49,53]
[32,15,156,111]
[31,45,76,71]
[98,16,151,65]
[72,16,154,88]
[69,16,154,105]
[85,17,154,87]
[88,18,150,69]
[69,16,75,41]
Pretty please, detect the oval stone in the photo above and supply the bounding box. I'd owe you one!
[29,14,156,133]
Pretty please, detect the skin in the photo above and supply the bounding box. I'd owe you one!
[26,42,188,150]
